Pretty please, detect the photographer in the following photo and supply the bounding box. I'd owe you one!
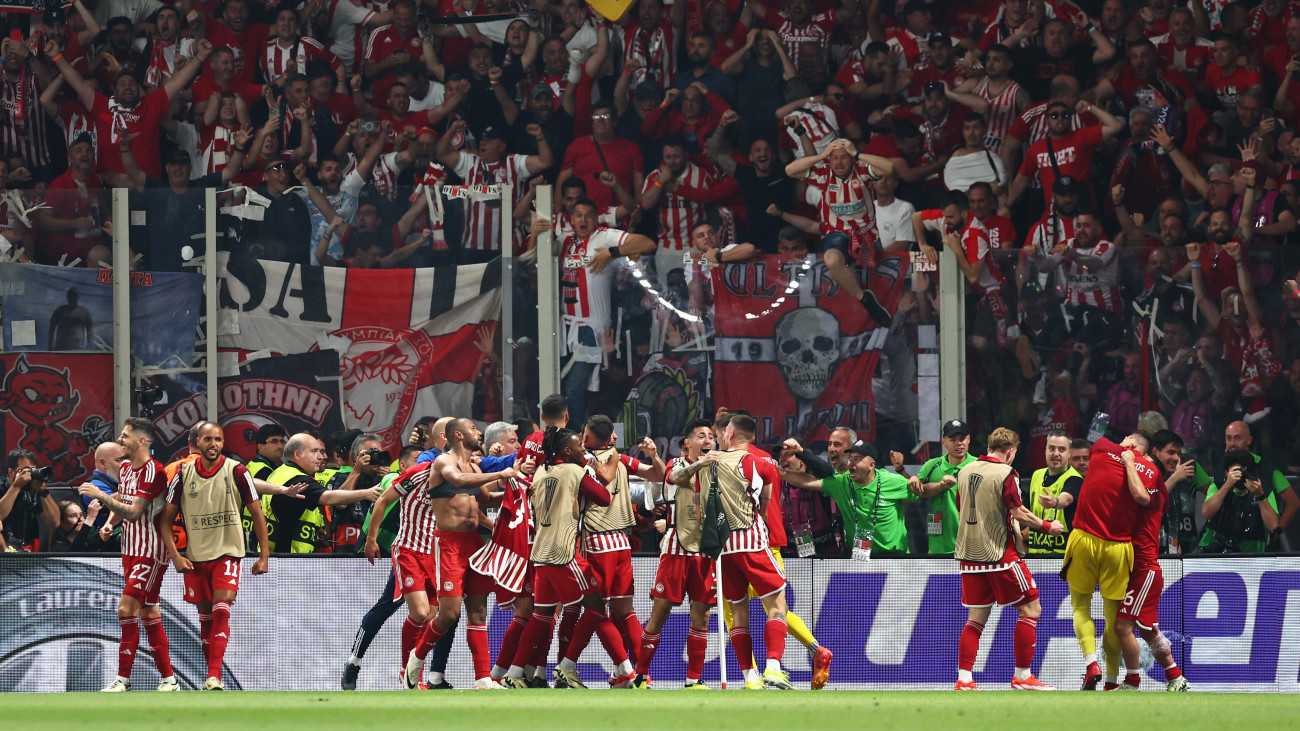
[327,433,391,552]
[49,499,114,552]
[1200,449,1280,554]
[0,449,60,551]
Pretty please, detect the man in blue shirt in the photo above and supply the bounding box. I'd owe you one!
[83,441,126,528]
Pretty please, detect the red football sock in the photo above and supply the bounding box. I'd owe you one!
[593,613,629,665]
[1165,665,1183,680]
[514,612,555,668]
[467,624,491,680]
[620,613,643,666]
[199,612,212,647]
[401,617,425,667]
[1125,673,1141,688]
[958,620,985,672]
[208,602,231,681]
[497,616,527,669]
[635,630,661,676]
[117,616,140,678]
[557,605,580,660]
[142,617,173,678]
[414,620,447,660]
[686,627,708,681]
[1014,617,1037,670]
[531,612,556,668]
[764,618,788,663]
[729,627,754,671]
[564,609,604,662]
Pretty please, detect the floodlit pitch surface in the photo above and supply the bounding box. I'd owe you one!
[0,690,1288,730]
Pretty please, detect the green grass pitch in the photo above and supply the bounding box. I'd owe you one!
[0,691,1290,730]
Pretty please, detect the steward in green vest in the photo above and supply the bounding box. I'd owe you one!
[1025,431,1082,555]
[241,424,285,547]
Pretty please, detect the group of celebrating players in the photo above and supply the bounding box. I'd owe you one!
[82,393,1189,693]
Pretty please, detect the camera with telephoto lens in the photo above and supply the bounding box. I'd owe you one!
[361,447,391,465]
[28,466,53,483]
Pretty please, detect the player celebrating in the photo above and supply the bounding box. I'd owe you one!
[712,414,795,690]
[580,415,665,681]
[1062,432,1158,690]
[1113,450,1190,692]
[161,422,271,691]
[78,418,177,692]
[364,456,441,689]
[510,427,632,689]
[634,419,718,689]
[402,419,517,690]
[952,427,1062,691]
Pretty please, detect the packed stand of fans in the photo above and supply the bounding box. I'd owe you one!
[2,0,1299,555]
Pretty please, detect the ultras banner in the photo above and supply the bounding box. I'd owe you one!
[0,353,114,485]
[217,259,501,447]
[2,556,1296,692]
[712,253,908,445]
[141,351,346,462]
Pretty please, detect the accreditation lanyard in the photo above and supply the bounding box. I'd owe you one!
[849,474,883,562]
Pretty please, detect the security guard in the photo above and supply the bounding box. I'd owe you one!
[263,433,382,553]
[1025,430,1082,555]
[247,424,287,479]
[900,419,976,557]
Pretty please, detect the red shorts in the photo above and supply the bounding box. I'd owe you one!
[651,553,716,606]
[183,556,241,604]
[392,546,438,601]
[586,548,635,599]
[495,564,535,608]
[533,555,599,607]
[718,549,785,603]
[433,530,493,598]
[121,556,166,606]
[1118,565,1163,630]
[961,561,1038,608]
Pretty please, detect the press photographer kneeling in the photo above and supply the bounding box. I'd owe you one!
[1200,449,1280,554]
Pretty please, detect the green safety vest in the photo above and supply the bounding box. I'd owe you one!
[1026,467,1080,554]
[241,457,277,551]
[264,462,327,553]
[316,466,340,488]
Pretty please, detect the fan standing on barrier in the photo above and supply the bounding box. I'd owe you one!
[78,418,177,692]
[161,422,270,691]
[953,427,1061,691]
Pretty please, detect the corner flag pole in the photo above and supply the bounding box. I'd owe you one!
[716,558,727,690]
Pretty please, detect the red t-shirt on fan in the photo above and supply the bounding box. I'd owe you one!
[1018,125,1103,205]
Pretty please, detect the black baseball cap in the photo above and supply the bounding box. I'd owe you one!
[530,83,555,101]
[480,126,509,143]
[845,440,878,461]
[928,32,951,47]
[942,419,970,438]
[1053,175,1081,195]
[903,0,930,16]
[164,147,192,166]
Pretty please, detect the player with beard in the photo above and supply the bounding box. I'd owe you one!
[1113,447,1190,691]
[579,416,665,684]
[785,138,896,326]
[78,418,176,692]
[161,423,270,690]
[633,420,718,689]
[403,419,518,690]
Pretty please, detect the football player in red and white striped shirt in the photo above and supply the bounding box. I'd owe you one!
[786,137,896,327]
[433,119,553,259]
[1048,210,1122,313]
[78,418,177,692]
[365,459,441,688]
[261,7,342,85]
[634,419,718,689]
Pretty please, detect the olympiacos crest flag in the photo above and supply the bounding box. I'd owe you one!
[218,259,501,448]
[711,254,909,446]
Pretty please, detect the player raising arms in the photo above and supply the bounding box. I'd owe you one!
[1062,432,1158,690]
[579,415,665,683]
[952,427,1062,691]
[402,418,517,690]
[161,422,270,691]
[79,418,177,692]
[633,419,718,689]
[509,427,633,689]
[1113,449,1190,692]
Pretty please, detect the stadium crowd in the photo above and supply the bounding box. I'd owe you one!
[2,0,1300,562]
